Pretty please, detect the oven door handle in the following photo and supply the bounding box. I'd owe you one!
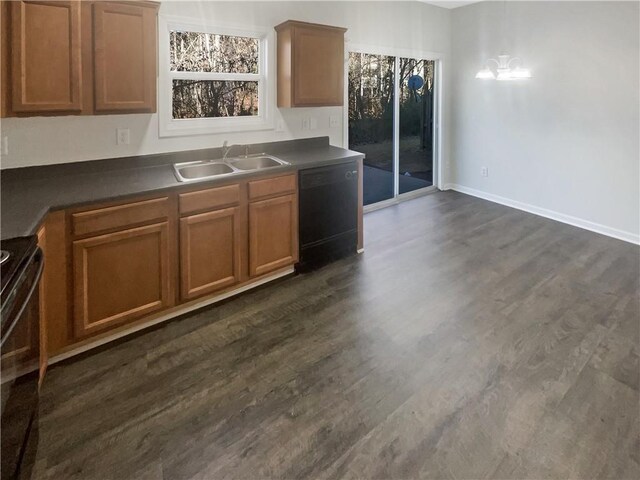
[0,248,44,347]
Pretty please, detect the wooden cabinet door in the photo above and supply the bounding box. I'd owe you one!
[11,0,82,112]
[249,194,298,277]
[73,222,172,337]
[293,25,344,106]
[180,207,243,301]
[92,1,157,112]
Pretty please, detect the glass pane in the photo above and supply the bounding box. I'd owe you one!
[172,80,258,119]
[170,31,259,74]
[398,58,435,194]
[348,52,395,206]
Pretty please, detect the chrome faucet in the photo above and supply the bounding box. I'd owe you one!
[222,141,250,160]
[221,140,234,160]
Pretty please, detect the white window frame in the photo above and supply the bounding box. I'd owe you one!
[158,15,275,137]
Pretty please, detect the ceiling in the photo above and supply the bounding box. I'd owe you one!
[420,1,482,9]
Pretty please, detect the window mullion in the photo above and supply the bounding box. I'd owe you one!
[169,71,261,82]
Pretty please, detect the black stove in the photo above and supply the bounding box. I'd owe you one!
[0,236,38,300]
[0,235,42,480]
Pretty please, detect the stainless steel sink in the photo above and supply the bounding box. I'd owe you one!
[175,162,234,181]
[227,156,285,171]
[173,154,290,182]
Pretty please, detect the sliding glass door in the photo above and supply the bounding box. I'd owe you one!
[348,52,436,206]
[347,53,395,205]
[398,58,435,193]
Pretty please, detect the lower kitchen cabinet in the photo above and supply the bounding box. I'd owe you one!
[180,206,243,301]
[249,194,298,277]
[72,222,173,337]
[39,170,303,358]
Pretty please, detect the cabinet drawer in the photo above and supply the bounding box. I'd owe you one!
[179,184,241,215]
[72,197,169,237]
[248,174,296,201]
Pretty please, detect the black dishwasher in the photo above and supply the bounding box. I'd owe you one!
[297,161,358,271]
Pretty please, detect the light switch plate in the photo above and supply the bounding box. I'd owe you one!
[310,117,318,130]
[117,128,130,145]
[302,118,310,131]
[329,115,340,128]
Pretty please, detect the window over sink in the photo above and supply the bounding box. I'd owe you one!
[159,17,273,137]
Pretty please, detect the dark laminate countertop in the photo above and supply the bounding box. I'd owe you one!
[1,137,364,240]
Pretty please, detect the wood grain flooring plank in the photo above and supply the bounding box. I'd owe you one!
[491,365,639,480]
[31,191,639,480]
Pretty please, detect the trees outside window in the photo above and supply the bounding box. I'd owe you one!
[170,31,260,119]
[348,51,436,205]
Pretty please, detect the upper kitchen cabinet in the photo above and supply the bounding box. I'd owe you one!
[275,20,346,108]
[9,1,82,113]
[0,0,159,117]
[92,1,157,112]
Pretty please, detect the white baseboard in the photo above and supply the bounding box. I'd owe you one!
[443,183,640,245]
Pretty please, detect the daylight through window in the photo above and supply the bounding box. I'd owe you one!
[169,31,261,119]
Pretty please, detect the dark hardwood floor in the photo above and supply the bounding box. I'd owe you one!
[32,191,639,479]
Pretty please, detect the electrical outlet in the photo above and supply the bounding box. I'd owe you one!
[0,136,7,156]
[481,166,489,177]
[309,117,317,130]
[116,128,130,145]
[301,118,310,131]
[275,120,285,132]
[329,115,340,128]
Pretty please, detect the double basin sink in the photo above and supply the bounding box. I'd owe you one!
[173,154,290,182]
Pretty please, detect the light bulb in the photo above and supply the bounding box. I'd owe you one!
[496,70,512,81]
[511,68,532,79]
[475,68,495,79]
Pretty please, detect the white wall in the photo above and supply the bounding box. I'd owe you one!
[450,1,639,242]
[0,1,451,172]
